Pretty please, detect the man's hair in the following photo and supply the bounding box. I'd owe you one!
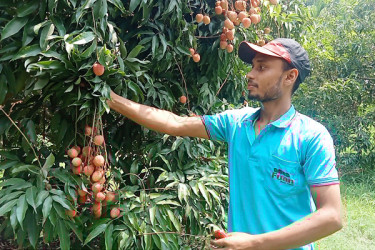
[282,60,300,95]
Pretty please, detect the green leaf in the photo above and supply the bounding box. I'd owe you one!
[129,160,139,185]
[43,219,53,243]
[109,0,125,11]
[94,0,107,19]
[0,78,7,104]
[198,182,212,209]
[10,206,17,231]
[144,231,152,250]
[11,164,39,175]
[178,183,189,203]
[149,206,156,226]
[174,46,191,56]
[52,195,73,210]
[0,178,28,188]
[24,209,39,248]
[35,190,49,208]
[64,84,74,93]
[25,120,37,144]
[0,191,23,204]
[57,220,70,250]
[0,160,19,171]
[28,60,65,70]
[127,45,143,58]
[25,186,37,211]
[0,199,18,216]
[66,220,83,242]
[70,31,96,45]
[81,40,97,59]
[16,194,28,230]
[84,223,108,245]
[3,64,16,94]
[156,200,181,206]
[1,16,28,41]
[171,137,183,151]
[159,34,168,56]
[105,223,114,250]
[157,154,171,170]
[41,153,55,178]
[57,119,68,143]
[151,35,159,57]
[43,196,52,223]
[128,81,144,102]
[69,0,77,8]
[119,38,127,58]
[50,15,66,36]
[12,44,41,60]
[17,1,39,17]
[129,0,141,12]
[40,23,55,50]
[33,77,49,90]
[167,209,181,232]
[151,233,162,249]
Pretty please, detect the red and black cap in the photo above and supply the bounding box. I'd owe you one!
[238,38,311,84]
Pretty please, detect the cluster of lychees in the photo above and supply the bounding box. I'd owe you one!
[191,0,278,58]
[65,125,120,219]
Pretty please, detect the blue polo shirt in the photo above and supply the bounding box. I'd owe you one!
[201,105,339,250]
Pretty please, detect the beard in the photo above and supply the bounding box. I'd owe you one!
[247,76,283,103]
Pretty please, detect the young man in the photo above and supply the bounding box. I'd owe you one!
[107,38,343,250]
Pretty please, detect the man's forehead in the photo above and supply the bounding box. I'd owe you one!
[252,53,283,64]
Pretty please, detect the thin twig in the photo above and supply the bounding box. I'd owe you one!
[195,35,221,39]
[0,106,42,168]
[138,231,207,239]
[215,70,231,96]
[173,55,190,111]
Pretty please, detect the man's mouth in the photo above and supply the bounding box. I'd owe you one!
[247,82,257,89]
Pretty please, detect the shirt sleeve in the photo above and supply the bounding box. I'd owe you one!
[200,110,234,142]
[303,128,340,187]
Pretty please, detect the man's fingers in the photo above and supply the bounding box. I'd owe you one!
[210,239,226,247]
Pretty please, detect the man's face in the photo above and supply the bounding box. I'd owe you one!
[246,53,288,103]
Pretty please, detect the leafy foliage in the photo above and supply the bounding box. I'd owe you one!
[294,0,375,172]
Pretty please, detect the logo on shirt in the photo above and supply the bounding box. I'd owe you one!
[272,168,295,186]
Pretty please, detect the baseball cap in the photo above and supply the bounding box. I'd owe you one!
[238,38,311,84]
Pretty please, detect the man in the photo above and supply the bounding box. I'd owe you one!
[107,38,343,250]
[239,90,248,106]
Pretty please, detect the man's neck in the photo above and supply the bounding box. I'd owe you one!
[258,98,292,125]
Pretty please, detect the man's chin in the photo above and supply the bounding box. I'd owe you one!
[248,94,261,102]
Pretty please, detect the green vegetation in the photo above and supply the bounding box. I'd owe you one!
[318,171,375,249]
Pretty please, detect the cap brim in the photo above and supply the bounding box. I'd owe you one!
[238,41,282,64]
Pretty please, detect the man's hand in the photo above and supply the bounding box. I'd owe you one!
[210,232,261,250]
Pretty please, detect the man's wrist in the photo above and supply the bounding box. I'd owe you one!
[107,91,119,108]
[253,233,267,249]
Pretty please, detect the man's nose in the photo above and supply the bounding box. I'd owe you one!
[246,70,254,79]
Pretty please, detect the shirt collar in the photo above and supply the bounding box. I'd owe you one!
[248,105,296,128]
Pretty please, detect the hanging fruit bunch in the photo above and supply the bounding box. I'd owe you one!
[193,0,278,59]
[65,114,120,219]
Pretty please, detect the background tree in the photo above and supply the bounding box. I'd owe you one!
[294,0,375,173]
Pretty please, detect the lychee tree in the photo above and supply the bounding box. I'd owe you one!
[0,0,309,249]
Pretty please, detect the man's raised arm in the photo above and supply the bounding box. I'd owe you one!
[107,91,209,139]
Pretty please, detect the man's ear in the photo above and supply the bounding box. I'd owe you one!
[285,68,299,87]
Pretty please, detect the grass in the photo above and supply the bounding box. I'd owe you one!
[316,170,375,249]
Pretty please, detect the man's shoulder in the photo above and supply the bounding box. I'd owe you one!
[294,112,333,139]
[220,106,259,121]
